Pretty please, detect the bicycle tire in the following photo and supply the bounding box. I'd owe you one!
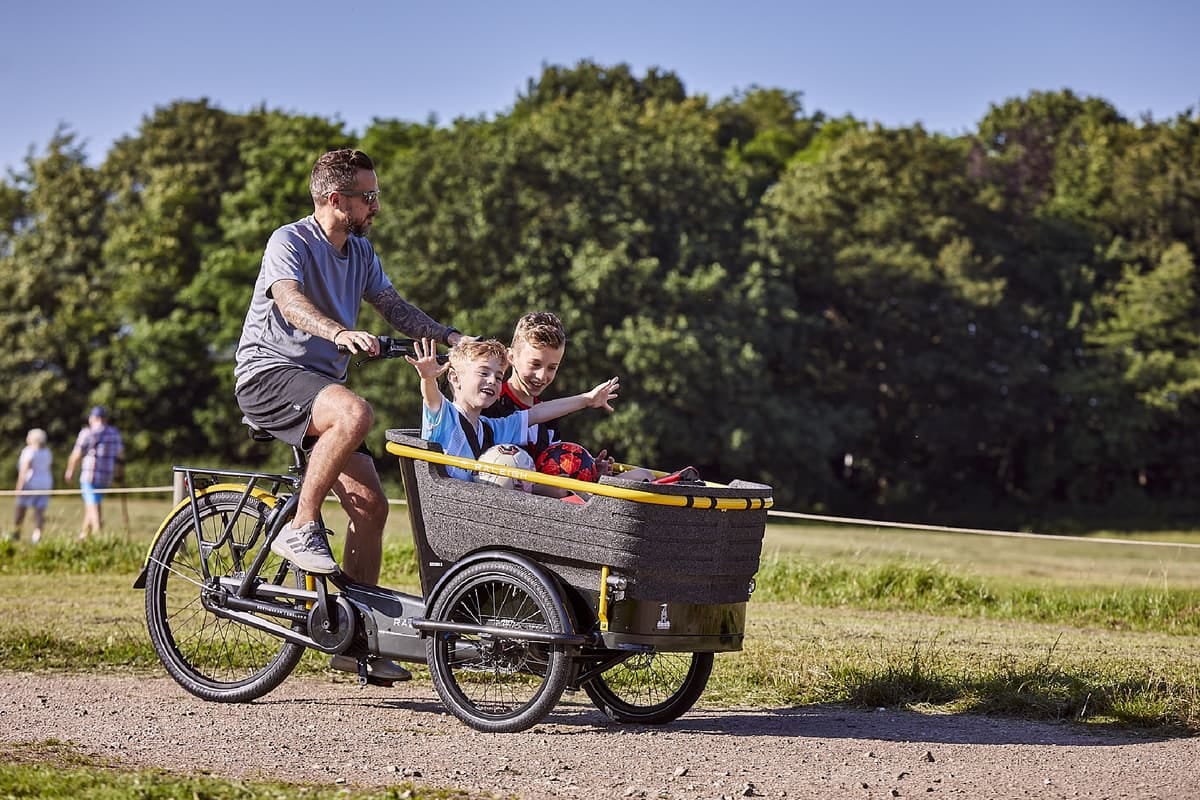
[426,560,571,733]
[144,490,305,702]
[583,651,713,724]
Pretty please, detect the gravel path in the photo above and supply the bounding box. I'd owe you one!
[2,671,1196,799]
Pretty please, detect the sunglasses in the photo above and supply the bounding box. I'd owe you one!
[332,189,380,204]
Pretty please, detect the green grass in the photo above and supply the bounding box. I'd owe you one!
[762,518,1200,589]
[754,556,1200,633]
[3,496,1200,732]
[0,740,469,799]
[708,604,1200,730]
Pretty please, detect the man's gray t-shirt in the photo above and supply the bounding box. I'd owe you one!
[234,216,392,387]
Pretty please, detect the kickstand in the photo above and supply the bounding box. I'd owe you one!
[354,659,369,686]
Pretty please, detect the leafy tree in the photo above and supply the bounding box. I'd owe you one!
[0,78,1196,523]
[748,124,1045,515]
[374,63,763,479]
[514,60,687,113]
[0,130,108,457]
[715,87,820,198]
[1072,243,1200,500]
[192,111,356,460]
[94,100,249,457]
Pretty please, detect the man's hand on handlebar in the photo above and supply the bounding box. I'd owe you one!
[333,329,380,356]
[339,335,452,366]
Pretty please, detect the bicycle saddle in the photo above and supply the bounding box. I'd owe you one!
[242,417,275,442]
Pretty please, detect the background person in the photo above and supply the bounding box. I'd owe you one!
[233,148,465,683]
[64,406,124,540]
[12,428,52,543]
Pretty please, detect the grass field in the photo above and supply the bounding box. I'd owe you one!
[2,494,1199,733]
[769,522,1200,590]
[0,743,456,800]
[3,492,1199,797]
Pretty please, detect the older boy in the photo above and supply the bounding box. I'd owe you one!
[484,312,653,486]
[483,311,565,456]
[406,338,619,482]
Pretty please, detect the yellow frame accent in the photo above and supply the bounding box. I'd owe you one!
[598,565,611,632]
[386,441,772,511]
[141,483,280,567]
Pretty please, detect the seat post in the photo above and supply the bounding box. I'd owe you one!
[289,445,308,476]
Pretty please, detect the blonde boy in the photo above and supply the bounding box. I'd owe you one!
[406,338,619,482]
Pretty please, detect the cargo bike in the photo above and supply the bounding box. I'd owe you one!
[135,337,773,733]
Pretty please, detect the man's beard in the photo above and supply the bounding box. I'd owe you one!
[344,213,373,237]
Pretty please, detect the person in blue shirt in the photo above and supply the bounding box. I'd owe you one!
[64,406,124,540]
[406,338,619,481]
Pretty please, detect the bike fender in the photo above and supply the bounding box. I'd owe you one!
[424,549,581,637]
[132,484,279,589]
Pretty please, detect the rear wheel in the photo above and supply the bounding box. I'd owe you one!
[426,560,571,733]
[584,651,713,724]
[144,490,304,702]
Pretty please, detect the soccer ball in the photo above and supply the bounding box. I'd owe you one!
[535,441,599,483]
[476,444,536,492]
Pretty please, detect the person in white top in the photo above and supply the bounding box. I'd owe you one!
[12,428,53,543]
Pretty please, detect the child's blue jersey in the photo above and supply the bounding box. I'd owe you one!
[422,395,531,481]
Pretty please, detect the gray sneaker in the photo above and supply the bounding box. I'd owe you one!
[270,520,338,574]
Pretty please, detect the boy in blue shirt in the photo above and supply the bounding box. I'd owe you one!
[406,338,620,482]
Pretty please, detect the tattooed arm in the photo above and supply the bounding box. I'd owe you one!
[368,286,463,345]
[272,280,345,341]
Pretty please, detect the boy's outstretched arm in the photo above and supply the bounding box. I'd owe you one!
[528,377,620,425]
[404,337,450,415]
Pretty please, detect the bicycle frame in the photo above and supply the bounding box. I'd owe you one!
[133,465,298,591]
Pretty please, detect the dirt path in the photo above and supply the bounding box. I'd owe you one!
[1,671,1196,799]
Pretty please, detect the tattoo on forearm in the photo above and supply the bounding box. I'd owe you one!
[370,288,447,340]
[273,280,342,340]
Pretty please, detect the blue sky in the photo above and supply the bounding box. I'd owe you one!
[3,0,1196,177]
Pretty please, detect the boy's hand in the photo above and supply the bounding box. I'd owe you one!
[405,337,449,379]
[594,448,616,477]
[584,377,620,412]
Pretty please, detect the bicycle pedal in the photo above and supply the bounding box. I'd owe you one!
[365,676,395,688]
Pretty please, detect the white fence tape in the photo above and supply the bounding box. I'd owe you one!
[767,509,1200,549]
[3,485,1195,549]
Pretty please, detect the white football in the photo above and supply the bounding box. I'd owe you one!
[476,444,536,492]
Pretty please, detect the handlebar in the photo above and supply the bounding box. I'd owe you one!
[342,335,449,366]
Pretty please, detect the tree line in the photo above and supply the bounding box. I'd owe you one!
[2,62,1198,526]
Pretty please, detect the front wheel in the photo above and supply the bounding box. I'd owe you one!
[426,560,572,733]
[144,490,304,702]
[583,651,714,724]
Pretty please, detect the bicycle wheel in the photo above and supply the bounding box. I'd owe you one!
[144,490,305,702]
[583,651,714,724]
[426,560,571,733]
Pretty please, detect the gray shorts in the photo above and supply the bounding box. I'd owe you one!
[235,367,337,448]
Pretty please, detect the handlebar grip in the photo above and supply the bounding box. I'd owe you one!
[335,335,450,364]
[376,335,450,363]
